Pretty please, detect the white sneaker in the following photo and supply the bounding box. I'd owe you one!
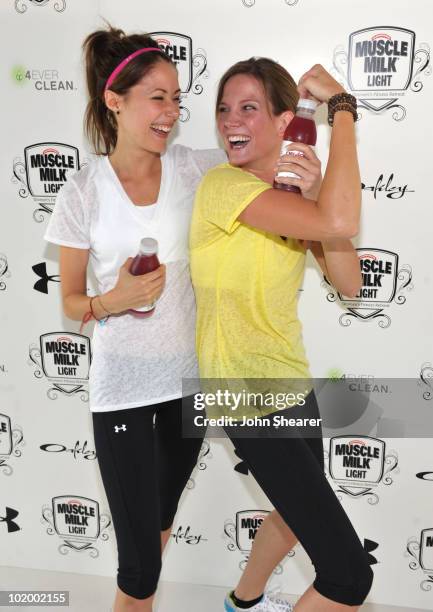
[224,591,294,611]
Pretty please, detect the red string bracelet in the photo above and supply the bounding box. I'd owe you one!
[79,296,109,334]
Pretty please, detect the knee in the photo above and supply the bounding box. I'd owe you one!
[354,562,374,603]
[315,559,374,606]
[117,560,162,600]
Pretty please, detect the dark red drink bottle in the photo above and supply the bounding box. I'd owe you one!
[273,98,317,193]
[128,237,160,318]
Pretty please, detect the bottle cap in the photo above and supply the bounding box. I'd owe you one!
[139,237,158,255]
[297,98,318,112]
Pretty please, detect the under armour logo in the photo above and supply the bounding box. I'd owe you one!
[32,262,60,294]
[234,448,249,476]
[0,506,20,533]
[363,538,379,565]
[114,424,127,433]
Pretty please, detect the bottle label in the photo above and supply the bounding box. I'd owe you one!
[276,140,314,180]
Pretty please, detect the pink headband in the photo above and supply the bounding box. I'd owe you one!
[104,47,162,92]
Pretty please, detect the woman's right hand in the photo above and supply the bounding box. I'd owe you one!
[105,257,166,314]
[297,64,346,104]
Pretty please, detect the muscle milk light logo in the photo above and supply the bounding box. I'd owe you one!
[407,528,433,591]
[15,0,66,13]
[42,495,111,555]
[224,510,294,571]
[0,413,24,476]
[325,436,398,504]
[29,332,91,401]
[332,27,430,119]
[150,32,208,122]
[13,143,80,222]
[323,248,413,328]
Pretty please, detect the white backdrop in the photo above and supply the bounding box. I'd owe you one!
[2,0,433,610]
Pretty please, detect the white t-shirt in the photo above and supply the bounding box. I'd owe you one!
[44,144,226,412]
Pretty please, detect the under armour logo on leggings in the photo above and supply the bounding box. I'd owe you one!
[114,424,127,433]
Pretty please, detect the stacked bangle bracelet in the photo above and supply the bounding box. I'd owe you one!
[327,92,358,127]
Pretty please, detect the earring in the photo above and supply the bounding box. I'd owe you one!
[116,110,120,115]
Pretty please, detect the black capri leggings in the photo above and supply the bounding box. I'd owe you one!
[224,391,374,607]
[92,397,204,600]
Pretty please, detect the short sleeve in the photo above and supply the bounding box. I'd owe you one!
[196,165,272,235]
[171,145,226,193]
[190,148,227,175]
[44,178,90,249]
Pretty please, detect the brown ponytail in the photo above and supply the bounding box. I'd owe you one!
[83,24,172,155]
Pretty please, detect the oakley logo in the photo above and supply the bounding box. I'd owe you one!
[416,472,433,481]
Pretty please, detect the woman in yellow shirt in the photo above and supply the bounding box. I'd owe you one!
[190,60,372,611]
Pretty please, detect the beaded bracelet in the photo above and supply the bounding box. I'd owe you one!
[328,92,357,109]
[328,92,358,127]
[328,103,358,126]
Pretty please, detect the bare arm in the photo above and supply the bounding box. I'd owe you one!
[309,240,362,298]
[270,126,361,296]
[240,113,360,241]
[59,246,166,321]
[239,65,361,241]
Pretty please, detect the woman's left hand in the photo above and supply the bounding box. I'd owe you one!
[274,142,322,201]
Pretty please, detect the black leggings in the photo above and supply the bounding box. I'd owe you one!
[224,391,374,607]
[92,398,204,600]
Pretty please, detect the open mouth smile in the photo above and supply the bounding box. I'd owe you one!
[150,124,172,138]
[227,135,251,149]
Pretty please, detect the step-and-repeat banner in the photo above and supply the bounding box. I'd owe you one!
[2,0,433,610]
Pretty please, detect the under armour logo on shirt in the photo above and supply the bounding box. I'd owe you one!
[114,424,127,433]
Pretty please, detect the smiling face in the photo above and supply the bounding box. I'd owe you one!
[216,73,291,172]
[105,60,181,155]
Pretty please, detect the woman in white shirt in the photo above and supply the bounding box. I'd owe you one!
[45,26,225,612]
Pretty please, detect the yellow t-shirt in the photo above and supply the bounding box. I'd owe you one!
[189,163,311,414]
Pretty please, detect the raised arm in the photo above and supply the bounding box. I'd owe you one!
[239,66,360,241]
[309,240,362,298]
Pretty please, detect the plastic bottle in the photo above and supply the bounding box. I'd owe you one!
[273,98,317,193]
[128,237,160,318]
